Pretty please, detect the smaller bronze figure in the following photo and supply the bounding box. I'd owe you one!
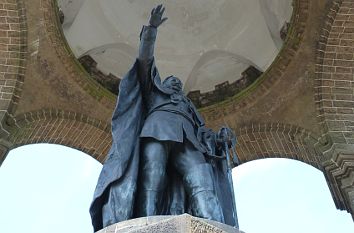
[89,5,239,231]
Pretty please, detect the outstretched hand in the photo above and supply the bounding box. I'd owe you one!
[149,4,168,28]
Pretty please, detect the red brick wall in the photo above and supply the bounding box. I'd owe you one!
[316,0,354,217]
[236,123,322,169]
[0,0,26,137]
[316,0,354,144]
[8,109,112,162]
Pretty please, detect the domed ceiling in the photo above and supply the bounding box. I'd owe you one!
[58,0,292,96]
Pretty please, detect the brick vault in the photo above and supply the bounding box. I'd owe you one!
[0,0,353,220]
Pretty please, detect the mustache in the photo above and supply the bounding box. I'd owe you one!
[164,82,182,88]
[171,83,182,89]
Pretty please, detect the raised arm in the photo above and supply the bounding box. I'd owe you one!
[137,5,167,93]
[138,4,167,62]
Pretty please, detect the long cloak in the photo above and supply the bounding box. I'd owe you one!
[89,60,144,231]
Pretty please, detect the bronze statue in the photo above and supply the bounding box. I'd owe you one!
[89,5,239,231]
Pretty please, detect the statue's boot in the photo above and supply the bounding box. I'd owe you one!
[136,160,166,217]
[184,163,225,223]
[136,189,162,216]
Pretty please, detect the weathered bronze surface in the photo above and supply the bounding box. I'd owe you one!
[90,5,238,231]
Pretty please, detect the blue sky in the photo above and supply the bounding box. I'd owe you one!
[0,144,353,233]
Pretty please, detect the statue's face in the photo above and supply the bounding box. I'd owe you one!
[163,76,183,92]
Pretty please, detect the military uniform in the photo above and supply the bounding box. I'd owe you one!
[134,25,224,221]
[90,21,234,233]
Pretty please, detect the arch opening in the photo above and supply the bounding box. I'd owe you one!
[0,144,102,233]
[1,148,354,232]
[233,158,354,233]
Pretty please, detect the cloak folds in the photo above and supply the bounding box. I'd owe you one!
[89,60,144,232]
[89,60,237,231]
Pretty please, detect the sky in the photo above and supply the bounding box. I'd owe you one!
[0,144,353,233]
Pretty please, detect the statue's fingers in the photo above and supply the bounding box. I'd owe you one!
[156,4,162,13]
[160,7,165,16]
[160,17,168,25]
[151,7,155,15]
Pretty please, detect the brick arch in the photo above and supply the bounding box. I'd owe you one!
[0,0,27,136]
[235,123,323,170]
[315,0,354,217]
[6,109,112,162]
[315,0,354,145]
[4,113,324,169]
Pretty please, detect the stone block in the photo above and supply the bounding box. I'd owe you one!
[96,214,244,233]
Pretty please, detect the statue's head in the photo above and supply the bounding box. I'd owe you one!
[162,75,183,92]
[163,75,183,92]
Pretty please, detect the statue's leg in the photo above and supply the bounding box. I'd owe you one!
[172,140,225,223]
[136,137,170,217]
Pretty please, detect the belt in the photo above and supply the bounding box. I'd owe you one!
[149,104,197,127]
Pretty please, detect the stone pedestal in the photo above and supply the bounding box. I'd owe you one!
[97,214,244,233]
